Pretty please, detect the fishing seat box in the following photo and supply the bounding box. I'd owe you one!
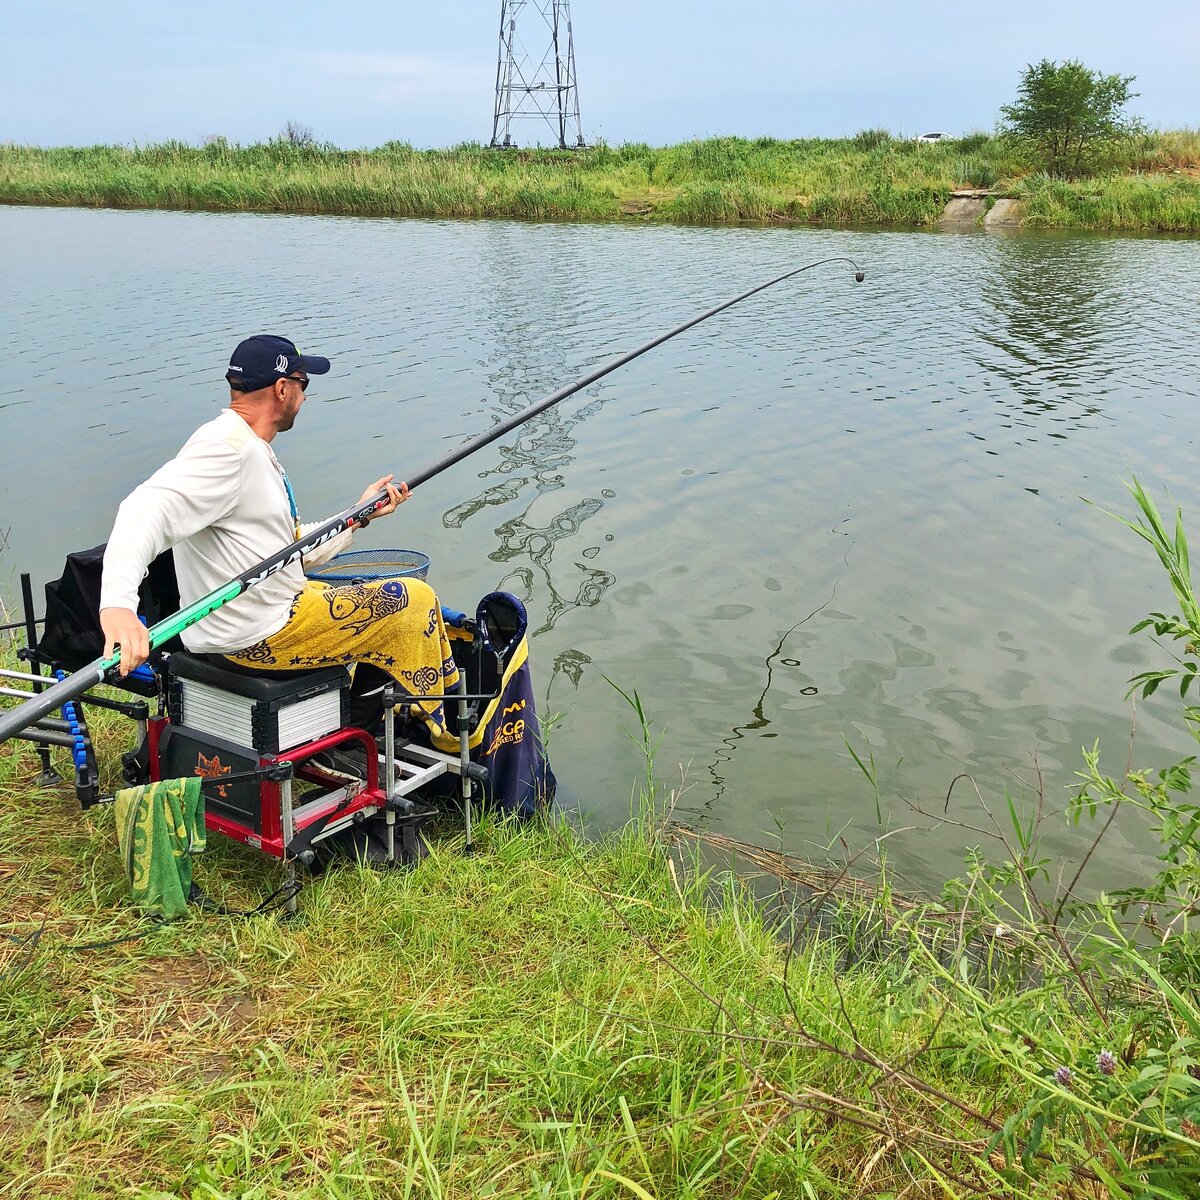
[166,653,350,753]
[163,653,351,832]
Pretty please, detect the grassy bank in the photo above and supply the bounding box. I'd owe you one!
[2,131,1199,231]
[3,681,1200,1196]
[4,482,1200,1197]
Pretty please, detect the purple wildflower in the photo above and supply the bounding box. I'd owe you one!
[1097,1050,1116,1076]
[1054,1065,1073,1088]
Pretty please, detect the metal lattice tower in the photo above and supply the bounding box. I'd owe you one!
[490,1,585,149]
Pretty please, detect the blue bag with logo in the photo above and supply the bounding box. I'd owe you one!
[451,593,556,818]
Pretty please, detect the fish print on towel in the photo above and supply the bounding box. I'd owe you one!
[221,578,459,746]
[326,580,409,636]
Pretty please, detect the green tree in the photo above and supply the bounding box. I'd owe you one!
[999,58,1139,177]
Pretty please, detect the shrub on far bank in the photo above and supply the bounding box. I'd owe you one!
[999,57,1141,178]
[852,127,892,151]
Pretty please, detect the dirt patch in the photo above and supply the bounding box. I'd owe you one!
[125,953,217,1035]
[193,1049,237,1083]
[212,993,258,1028]
[137,952,214,992]
[0,1094,43,1140]
[111,952,260,1046]
[80,954,262,1095]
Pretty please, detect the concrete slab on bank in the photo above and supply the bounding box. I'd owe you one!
[937,190,1025,230]
[983,198,1023,227]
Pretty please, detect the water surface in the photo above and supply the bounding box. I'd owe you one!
[2,206,1197,889]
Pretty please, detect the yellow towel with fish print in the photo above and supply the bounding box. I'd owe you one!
[226,578,460,745]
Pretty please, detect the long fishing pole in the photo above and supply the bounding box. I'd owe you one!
[0,255,865,743]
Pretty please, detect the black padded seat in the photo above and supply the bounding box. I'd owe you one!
[167,651,349,695]
[189,651,339,683]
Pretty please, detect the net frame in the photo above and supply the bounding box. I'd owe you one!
[305,549,431,584]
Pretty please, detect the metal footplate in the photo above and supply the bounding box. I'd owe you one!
[382,745,458,800]
[287,742,462,838]
[289,784,382,844]
[390,737,491,792]
[380,731,488,813]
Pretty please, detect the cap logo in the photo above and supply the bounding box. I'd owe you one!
[275,354,289,373]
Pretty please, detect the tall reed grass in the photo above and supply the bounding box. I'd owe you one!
[1016,171,1200,232]
[3,131,1198,230]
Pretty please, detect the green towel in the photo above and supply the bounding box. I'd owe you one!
[114,777,206,921]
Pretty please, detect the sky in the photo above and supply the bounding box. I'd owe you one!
[2,1,1196,149]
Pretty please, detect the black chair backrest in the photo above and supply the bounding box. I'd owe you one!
[32,544,180,696]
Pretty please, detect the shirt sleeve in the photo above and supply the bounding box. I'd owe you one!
[299,520,355,570]
[100,435,243,613]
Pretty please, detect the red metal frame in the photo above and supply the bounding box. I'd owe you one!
[151,716,385,860]
[148,716,166,783]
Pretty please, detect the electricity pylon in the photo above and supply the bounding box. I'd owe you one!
[490,1,585,149]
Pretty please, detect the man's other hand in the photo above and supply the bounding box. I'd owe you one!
[359,474,409,517]
[100,607,149,676]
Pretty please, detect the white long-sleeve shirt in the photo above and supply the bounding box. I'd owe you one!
[100,408,351,653]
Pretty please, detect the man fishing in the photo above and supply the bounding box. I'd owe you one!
[98,334,460,743]
[0,255,865,749]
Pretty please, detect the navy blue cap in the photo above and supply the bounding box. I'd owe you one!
[225,334,331,392]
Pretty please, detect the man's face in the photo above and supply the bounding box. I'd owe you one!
[277,373,308,432]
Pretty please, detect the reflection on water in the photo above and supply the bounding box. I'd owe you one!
[975,236,1113,429]
[490,500,616,634]
[546,646,592,697]
[703,523,852,818]
[2,207,1199,888]
[442,226,619,637]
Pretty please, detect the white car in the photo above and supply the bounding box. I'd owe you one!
[916,132,953,144]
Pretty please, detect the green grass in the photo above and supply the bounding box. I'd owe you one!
[2,130,1198,230]
[1015,171,1200,232]
[3,641,1200,1198]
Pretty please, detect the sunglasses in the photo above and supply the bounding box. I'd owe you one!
[287,374,310,391]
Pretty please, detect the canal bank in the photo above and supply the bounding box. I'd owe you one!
[2,135,1199,232]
